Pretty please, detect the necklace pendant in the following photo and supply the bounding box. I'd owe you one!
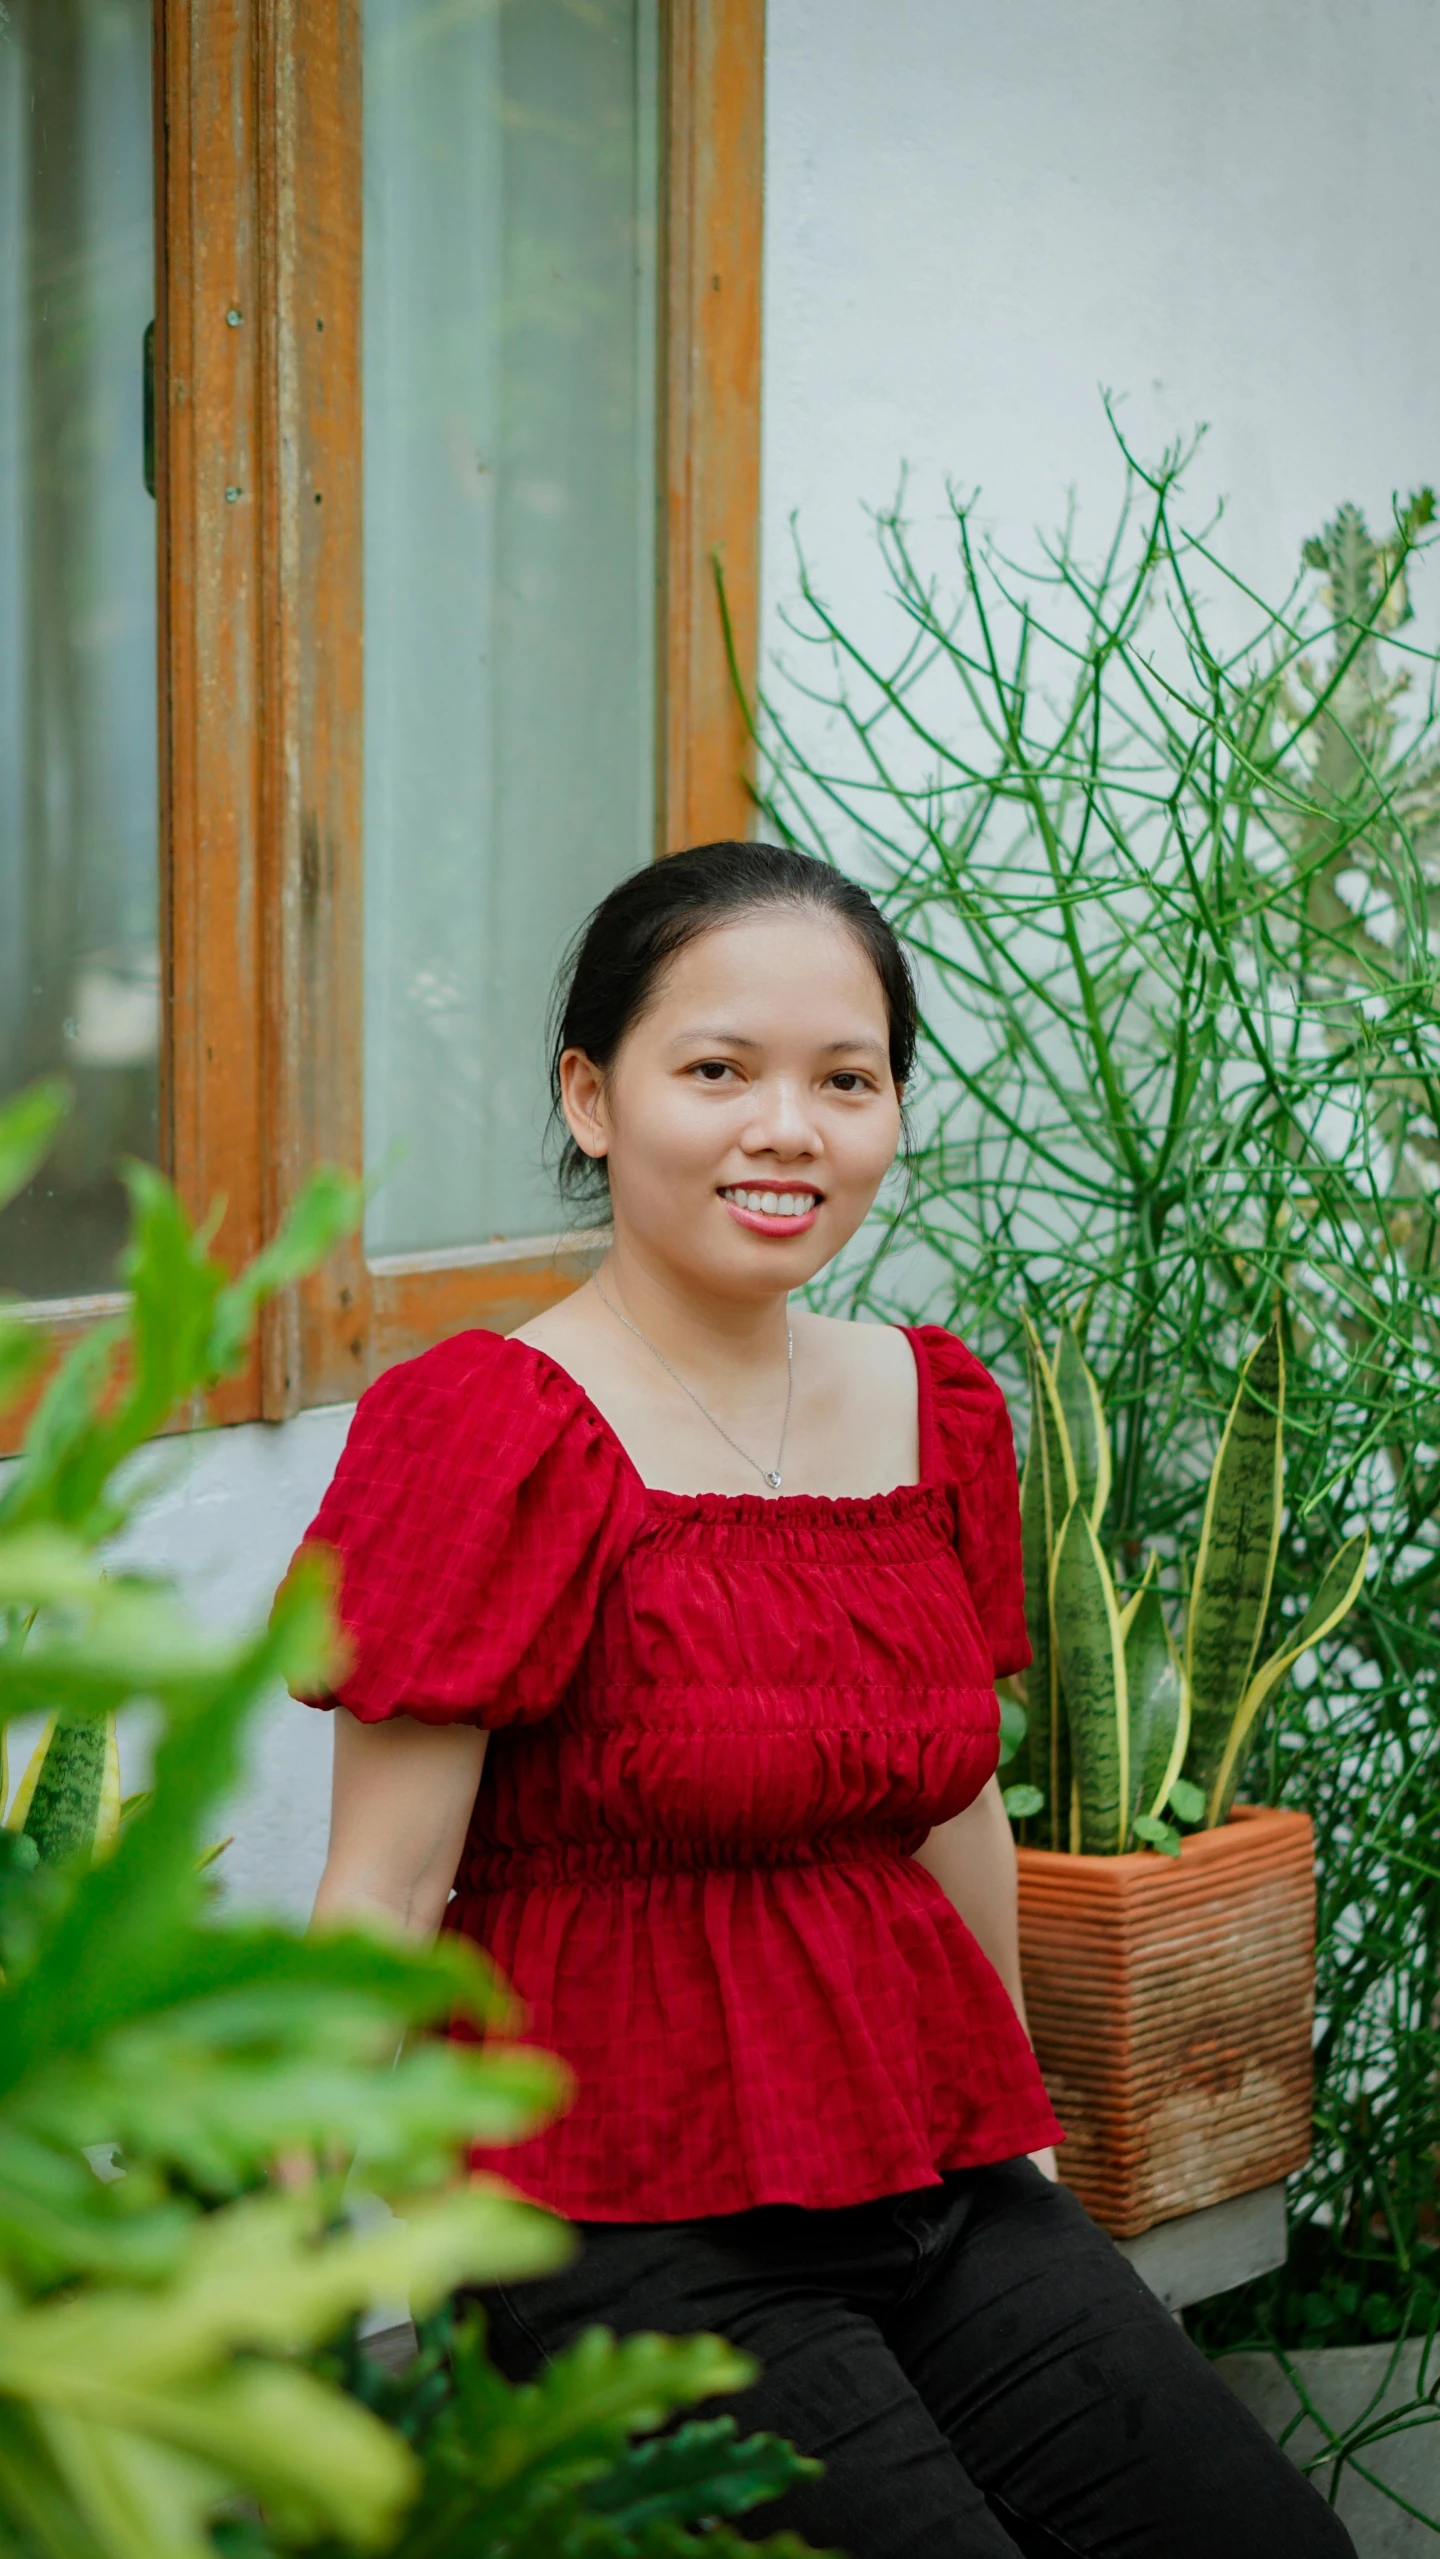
[764,1469,782,1490]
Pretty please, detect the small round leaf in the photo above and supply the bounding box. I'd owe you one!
[1002,1783,1045,1821]
[1167,1776,1206,1826]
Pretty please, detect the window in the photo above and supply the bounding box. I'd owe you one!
[363,0,659,1255]
[0,0,763,1445]
[0,0,158,1304]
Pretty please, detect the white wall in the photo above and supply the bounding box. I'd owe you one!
[3,1407,352,1921]
[103,1409,354,1915]
[21,0,1436,1915]
[761,0,1440,649]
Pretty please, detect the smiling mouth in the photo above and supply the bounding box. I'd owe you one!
[718,1184,822,1224]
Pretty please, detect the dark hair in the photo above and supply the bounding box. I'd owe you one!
[548,840,917,1201]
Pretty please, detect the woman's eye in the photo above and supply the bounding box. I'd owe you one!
[692,1060,738,1083]
[827,1071,872,1093]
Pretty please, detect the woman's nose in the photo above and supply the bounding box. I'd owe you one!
[742,1078,821,1157]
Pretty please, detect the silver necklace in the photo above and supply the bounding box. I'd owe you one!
[591,1270,794,1492]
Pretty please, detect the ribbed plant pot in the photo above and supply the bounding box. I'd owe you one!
[1017,1805,1315,2239]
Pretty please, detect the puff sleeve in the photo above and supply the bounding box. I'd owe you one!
[290,1330,644,1727]
[915,1324,1032,1682]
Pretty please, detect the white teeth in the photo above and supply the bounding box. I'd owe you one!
[723,1187,814,1216]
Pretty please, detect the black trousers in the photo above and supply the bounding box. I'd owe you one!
[479,2159,1354,2558]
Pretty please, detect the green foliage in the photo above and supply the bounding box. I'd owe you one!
[6,1710,121,1866]
[1123,1576,1186,1835]
[1049,1501,1130,1855]
[1016,1313,1364,1852]
[247,2302,830,2559]
[752,429,1440,2407]
[0,1159,364,1547]
[0,1102,570,2556]
[0,1092,823,2559]
[0,1082,70,1418]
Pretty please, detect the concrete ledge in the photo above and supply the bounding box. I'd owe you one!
[362,2315,420,2374]
[1116,2180,1288,2312]
[1220,2340,1439,2554]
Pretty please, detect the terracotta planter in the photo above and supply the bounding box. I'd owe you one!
[1017,1805,1315,2239]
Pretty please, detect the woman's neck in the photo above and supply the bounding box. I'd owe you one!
[595,1240,792,1387]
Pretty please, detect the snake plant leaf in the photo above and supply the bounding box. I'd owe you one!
[1017,1392,1046,1799]
[1117,1550,1157,1641]
[7,1716,122,1866]
[1206,1530,1371,1825]
[5,1717,52,1834]
[1050,1504,1129,1855]
[1124,1577,1190,1831]
[1022,1319,1077,1850]
[1183,1322,1285,1810]
[1053,1320,1112,1530]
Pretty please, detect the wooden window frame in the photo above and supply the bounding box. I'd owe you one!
[5,0,763,1447]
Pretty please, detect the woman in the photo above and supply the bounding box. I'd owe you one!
[300,843,1351,2558]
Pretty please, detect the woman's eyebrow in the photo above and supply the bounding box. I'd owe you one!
[667,1030,888,1055]
[666,1027,762,1049]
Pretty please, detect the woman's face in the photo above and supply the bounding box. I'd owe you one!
[560,908,904,1299]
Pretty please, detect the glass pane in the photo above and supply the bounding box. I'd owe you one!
[363,0,658,1254]
[0,0,159,1300]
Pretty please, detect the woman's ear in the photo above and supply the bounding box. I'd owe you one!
[559,1048,609,1162]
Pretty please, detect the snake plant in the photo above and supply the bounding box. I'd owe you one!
[4,1710,121,1865]
[1016,1316,1369,1853]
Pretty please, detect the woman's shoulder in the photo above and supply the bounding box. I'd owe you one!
[907,1324,1013,1473]
[804,1313,1006,1418]
[905,1322,1006,1399]
[313,1326,632,1548]
[295,1327,643,1727]
[800,1309,918,1393]
[348,1324,594,1451]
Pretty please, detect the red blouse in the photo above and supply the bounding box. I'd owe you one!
[298,1322,1062,2219]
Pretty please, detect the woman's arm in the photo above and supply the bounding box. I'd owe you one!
[312,1709,489,1937]
[912,1773,1058,2178]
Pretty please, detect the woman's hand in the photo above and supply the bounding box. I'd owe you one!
[312,1710,490,1937]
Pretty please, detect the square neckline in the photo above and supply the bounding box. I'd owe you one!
[505,1324,942,1511]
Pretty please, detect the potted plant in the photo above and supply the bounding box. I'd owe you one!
[745,436,1440,2521]
[1007,1312,1366,2238]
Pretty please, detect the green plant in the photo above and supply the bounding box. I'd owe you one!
[220,2301,826,2559]
[0,1091,825,2559]
[741,425,1440,2457]
[0,1088,575,2558]
[1018,1310,1367,1853]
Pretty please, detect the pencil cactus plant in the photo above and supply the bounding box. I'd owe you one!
[1014,1315,1369,1854]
